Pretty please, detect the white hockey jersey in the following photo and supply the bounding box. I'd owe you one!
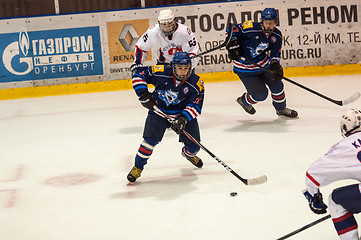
[133,23,199,68]
[306,132,361,195]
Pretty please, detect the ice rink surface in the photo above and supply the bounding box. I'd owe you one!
[1,74,360,240]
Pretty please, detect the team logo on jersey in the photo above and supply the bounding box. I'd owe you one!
[242,20,253,29]
[270,36,277,43]
[157,89,181,106]
[152,65,164,73]
[196,79,204,92]
[248,42,269,58]
[183,87,189,94]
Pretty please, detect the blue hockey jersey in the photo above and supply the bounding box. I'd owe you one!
[228,21,282,74]
[132,65,205,121]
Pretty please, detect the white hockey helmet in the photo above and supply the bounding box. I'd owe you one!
[158,9,175,24]
[340,109,361,137]
[158,9,176,36]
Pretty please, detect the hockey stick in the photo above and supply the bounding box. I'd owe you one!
[190,23,234,59]
[153,106,267,186]
[276,214,331,240]
[239,57,361,106]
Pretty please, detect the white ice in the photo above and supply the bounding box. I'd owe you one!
[0,74,360,240]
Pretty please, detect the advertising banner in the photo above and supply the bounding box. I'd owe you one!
[0,0,359,89]
[0,26,103,83]
[103,0,360,80]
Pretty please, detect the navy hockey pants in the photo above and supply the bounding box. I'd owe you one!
[236,70,286,110]
[332,184,361,214]
[330,184,361,237]
[134,113,201,169]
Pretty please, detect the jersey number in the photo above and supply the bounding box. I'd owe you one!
[188,38,197,47]
[143,34,148,42]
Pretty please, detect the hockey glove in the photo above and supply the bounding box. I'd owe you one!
[139,91,157,110]
[269,61,283,81]
[303,190,328,214]
[171,115,187,135]
[130,63,143,74]
[226,39,242,61]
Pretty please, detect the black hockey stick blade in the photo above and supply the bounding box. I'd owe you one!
[190,23,233,59]
[276,214,331,240]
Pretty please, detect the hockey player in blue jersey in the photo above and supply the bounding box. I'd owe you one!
[127,52,205,182]
[226,8,298,118]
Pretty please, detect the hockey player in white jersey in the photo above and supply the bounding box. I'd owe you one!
[130,8,199,72]
[303,109,361,240]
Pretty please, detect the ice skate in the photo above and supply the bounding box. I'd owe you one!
[236,93,256,115]
[276,108,298,119]
[182,148,203,168]
[127,166,143,182]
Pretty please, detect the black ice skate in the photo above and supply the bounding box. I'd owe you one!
[127,166,143,182]
[276,108,298,119]
[236,93,256,115]
[182,148,203,168]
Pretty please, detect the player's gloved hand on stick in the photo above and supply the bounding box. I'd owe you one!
[269,61,283,81]
[226,39,242,60]
[303,190,328,214]
[139,91,157,110]
[130,63,143,74]
[171,115,187,134]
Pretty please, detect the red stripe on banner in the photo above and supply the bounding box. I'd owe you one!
[337,225,358,236]
[306,171,320,187]
[333,212,354,223]
[139,146,152,155]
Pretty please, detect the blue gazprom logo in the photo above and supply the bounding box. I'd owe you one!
[0,26,103,82]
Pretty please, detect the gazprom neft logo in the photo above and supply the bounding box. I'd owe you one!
[0,26,103,83]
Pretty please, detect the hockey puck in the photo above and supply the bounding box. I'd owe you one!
[230,192,237,197]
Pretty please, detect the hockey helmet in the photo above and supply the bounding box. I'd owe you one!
[172,52,192,81]
[261,8,278,21]
[158,9,175,24]
[158,9,176,36]
[340,109,361,137]
[261,8,278,34]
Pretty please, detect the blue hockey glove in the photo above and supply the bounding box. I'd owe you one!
[269,61,283,81]
[171,115,187,135]
[303,190,328,214]
[130,63,143,74]
[139,91,157,110]
[226,39,242,61]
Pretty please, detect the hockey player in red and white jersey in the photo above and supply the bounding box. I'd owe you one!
[130,9,199,73]
[303,109,361,240]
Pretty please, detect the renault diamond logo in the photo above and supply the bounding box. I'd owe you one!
[118,24,139,52]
